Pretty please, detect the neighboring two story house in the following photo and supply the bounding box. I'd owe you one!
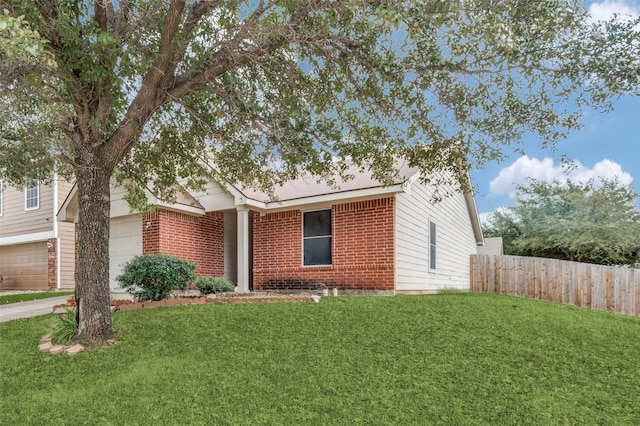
[0,176,76,291]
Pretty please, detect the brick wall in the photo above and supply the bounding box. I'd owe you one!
[47,238,57,289]
[253,197,395,291]
[142,209,224,277]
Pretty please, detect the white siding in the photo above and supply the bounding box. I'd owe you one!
[110,184,139,218]
[0,183,54,238]
[56,178,75,210]
[58,221,76,289]
[191,182,236,211]
[56,178,77,289]
[395,177,478,292]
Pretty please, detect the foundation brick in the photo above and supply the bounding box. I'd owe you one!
[47,238,57,288]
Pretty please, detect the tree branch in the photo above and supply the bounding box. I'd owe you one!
[95,0,108,32]
[103,0,188,168]
[170,0,322,99]
[113,0,132,40]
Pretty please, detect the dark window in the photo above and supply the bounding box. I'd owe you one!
[303,210,332,266]
[429,221,436,270]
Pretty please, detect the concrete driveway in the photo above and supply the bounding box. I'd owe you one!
[0,296,71,323]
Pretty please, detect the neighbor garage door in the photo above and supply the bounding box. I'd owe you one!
[0,242,49,290]
[109,215,142,293]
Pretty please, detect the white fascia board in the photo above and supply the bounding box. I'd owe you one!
[0,231,56,246]
[234,194,267,210]
[456,170,484,246]
[253,184,407,212]
[156,201,206,216]
[401,171,422,194]
[138,188,206,216]
[218,182,267,210]
[464,191,485,245]
[58,180,207,221]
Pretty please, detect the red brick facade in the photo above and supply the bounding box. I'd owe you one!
[252,197,395,291]
[142,209,224,277]
[47,238,57,288]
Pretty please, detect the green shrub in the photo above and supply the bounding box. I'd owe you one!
[51,308,77,346]
[195,276,235,295]
[117,254,197,301]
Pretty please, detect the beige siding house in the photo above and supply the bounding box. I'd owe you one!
[0,176,76,290]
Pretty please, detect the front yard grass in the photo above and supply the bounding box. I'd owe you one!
[0,291,74,305]
[1,293,639,425]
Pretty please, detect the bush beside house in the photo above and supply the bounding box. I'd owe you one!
[117,254,197,301]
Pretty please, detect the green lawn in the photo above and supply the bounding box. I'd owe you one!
[1,293,639,425]
[0,291,74,305]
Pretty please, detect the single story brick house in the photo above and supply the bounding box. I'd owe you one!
[58,162,484,294]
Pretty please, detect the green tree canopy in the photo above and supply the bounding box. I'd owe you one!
[1,0,639,345]
[483,178,640,266]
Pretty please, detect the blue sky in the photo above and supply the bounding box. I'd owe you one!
[470,0,640,216]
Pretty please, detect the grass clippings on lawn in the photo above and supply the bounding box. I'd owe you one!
[1,293,639,425]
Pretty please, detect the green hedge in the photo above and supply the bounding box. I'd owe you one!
[195,276,235,295]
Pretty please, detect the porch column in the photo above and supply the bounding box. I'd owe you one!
[236,207,250,293]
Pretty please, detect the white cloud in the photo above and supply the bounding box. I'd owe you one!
[489,155,634,199]
[478,211,493,226]
[588,1,640,23]
[478,206,512,227]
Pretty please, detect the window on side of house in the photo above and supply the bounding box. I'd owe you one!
[303,209,332,266]
[429,221,437,270]
[25,180,39,211]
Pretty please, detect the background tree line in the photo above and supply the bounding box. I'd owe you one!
[483,178,640,267]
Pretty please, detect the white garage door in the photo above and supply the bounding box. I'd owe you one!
[110,215,142,293]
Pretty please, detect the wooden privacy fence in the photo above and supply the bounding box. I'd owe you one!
[470,255,640,317]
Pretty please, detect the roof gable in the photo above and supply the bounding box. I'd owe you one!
[237,161,420,203]
[57,161,484,245]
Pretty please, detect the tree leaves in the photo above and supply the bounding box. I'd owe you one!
[1,0,639,195]
[0,11,53,61]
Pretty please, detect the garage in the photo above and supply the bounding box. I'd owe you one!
[0,241,49,290]
[109,215,142,293]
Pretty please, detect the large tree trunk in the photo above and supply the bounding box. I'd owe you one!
[74,165,115,347]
